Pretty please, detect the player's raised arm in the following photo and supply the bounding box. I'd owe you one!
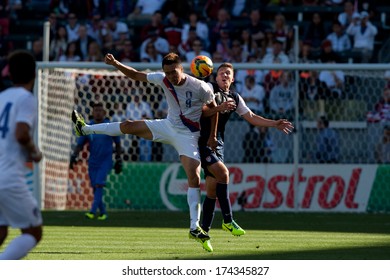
[105,53,148,83]
[242,111,294,135]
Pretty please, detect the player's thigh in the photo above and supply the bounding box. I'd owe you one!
[0,187,42,229]
[121,120,153,139]
[180,155,201,186]
[207,161,229,183]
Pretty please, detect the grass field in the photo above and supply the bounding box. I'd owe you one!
[4,211,390,260]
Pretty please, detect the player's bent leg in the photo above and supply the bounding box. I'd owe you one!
[206,161,229,184]
[120,120,153,139]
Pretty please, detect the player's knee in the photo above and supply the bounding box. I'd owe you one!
[22,226,43,243]
[215,170,229,184]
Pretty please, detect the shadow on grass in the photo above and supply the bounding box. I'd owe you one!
[42,210,390,235]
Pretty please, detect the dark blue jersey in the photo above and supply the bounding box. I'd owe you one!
[199,82,240,147]
[77,119,121,166]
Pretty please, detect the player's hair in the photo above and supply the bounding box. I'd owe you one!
[92,102,104,108]
[217,62,234,73]
[162,52,181,68]
[319,116,329,127]
[8,50,36,84]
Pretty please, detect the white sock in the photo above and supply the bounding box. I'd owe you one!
[0,234,37,260]
[82,122,123,136]
[187,187,201,230]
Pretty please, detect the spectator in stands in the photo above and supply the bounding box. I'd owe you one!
[85,41,104,62]
[367,87,390,123]
[117,40,139,62]
[260,28,276,59]
[75,24,96,61]
[7,0,22,20]
[50,25,68,61]
[163,11,183,48]
[204,0,226,20]
[0,0,10,35]
[271,13,293,52]
[181,12,209,51]
[87,12,107,47]
[302,12,328,54]
[59,41,81,62]
[338,0,360,28]
[230,39,248,63]
[235,55,265,92]
[227,0,262,20]
[375,124,390,164]
[346,11,378,63]
[318,59,345,99]
[125,91,153,120]
[215,28,233,61]
[319,39,341,64]
[262,39,290,65]
[141,42,163,63]
[140,10,164,42]
[298,40,319,62]
[65,13,81,43]
[358,0,377,19]
[209,8,234,53]
[0,24,10,59]
[47,13,59,40]
[184,39,211,63]
[269,71,295,119]
[242,125,273,163]
[315,115,339,163]
[103,14,130,43]
[326,20,352,57]
[128,0,166,20]
[299,70,327,119]
[50,0,69,19]
[32,38,43,61]
[139,28,169,59]
[240,75,266,115]
[246,9,268,48]
[240,28,259,59]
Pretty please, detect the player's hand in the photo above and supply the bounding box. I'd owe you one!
[219,100,236,113]
[114,159,123,174]
[207,136,218,151]
[30,149,43,163]
[275,119,294,134]
[105,53,116,65]
[69,154,77,169]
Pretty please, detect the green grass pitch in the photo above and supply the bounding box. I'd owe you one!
[3,211,390,260]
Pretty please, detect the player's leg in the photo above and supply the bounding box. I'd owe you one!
[0,226,8,245]
[206,162,246,236]
[201,176,217,233]
[0,188,43,260]
[72,110,153,139]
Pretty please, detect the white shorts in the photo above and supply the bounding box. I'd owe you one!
[145,119,200,161]
[0,186,42,229]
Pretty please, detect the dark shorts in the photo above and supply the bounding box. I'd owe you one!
[199,144,224,178]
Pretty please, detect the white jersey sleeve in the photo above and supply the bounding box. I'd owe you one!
[235,94,251,116]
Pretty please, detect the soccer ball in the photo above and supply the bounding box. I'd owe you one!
[190,55,213,78]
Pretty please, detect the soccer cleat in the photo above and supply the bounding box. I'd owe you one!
[222,220,246,236]
[97,214,107,220]
[72,110,86,136]
[189,227,210,242]
[202,239,213,252]
[85,212,95,219]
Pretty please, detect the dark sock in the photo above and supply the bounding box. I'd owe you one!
[201,196,216,232]
[216,183,233,223]
[92,187,103,214]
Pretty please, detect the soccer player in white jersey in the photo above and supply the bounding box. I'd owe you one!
[71,52,218,248]
[0,50,43,259]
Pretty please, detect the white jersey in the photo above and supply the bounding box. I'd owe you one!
[0,87,37,189]
[147,72,214,134]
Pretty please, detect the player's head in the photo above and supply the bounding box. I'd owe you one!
[215,62,234,91]
[92,102,106,123]
[317,116,329,129]
[8,50,36,85]
[162,52,184,86]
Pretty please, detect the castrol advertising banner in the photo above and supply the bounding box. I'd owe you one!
[160,164,378,213]
[63,162,389,213]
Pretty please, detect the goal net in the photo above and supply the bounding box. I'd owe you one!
[36,62,390,212]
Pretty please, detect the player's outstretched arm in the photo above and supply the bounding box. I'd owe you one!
[242,111,294,135]
[105,53,148,83]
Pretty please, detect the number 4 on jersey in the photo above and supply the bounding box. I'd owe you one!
[0,102,12,138]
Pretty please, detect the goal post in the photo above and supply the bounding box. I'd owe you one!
[35,62,390,212]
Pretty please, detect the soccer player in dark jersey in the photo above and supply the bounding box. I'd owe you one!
[198,62,294,252]
[69,103,122,220]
